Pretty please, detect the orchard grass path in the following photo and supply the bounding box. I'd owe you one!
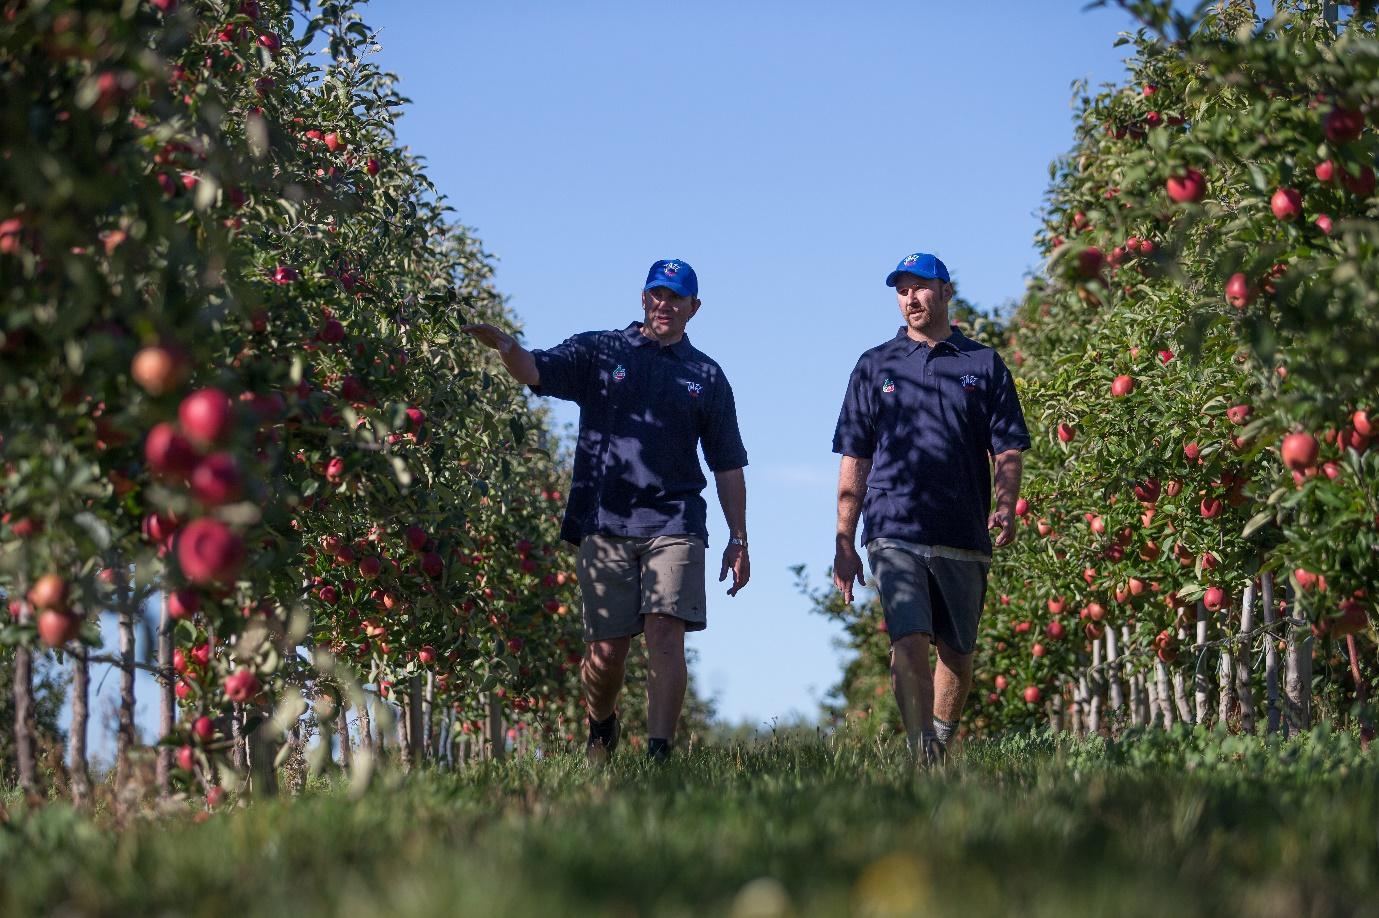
[1,728,1376,917]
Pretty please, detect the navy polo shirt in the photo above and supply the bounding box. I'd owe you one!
[530,322,748,546]
[832,326,1031,554]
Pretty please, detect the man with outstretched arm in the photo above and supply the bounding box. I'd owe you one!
[464,258,749,763]
[832,252,1029,765]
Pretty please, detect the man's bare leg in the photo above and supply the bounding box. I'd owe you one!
[933,640,974,749]
[582,636,631,721]
[644,613,687,749]
[890,632,936,757]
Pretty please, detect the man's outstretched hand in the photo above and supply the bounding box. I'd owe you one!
[461,323,514,353]
[833,540,865,603]
[719,544,750,597]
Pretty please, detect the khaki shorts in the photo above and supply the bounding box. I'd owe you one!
[575,534,707,642]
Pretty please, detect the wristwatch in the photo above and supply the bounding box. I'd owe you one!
[728,536,749,549]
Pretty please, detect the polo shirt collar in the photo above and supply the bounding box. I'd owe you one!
[892,324,971,358]
[623,321,694,357]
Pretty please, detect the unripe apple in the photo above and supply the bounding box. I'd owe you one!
[1270,187,1302,221]
[1165,168,1206,203]
[179,389,232,447]
[177,517,245,585]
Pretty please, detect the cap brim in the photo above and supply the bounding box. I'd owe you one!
[886,269,942,287]
[644,279,694,297]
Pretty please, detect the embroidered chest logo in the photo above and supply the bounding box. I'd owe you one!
[612,365,627,382]
[960,373,979,392]
[881,378,896,394]
[685,381,703,398]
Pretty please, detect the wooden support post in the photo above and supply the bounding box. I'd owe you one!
[1106,628,1123,714]
[1235,581,1256,734]
[1263,572,1281,733]
[1194,601,1210,726]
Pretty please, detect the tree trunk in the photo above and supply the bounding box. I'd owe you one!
[230,702,246,772]
[358,695,373,753]
[488,693,505,761]
[408,675,424,766]
[1193,602,1210,726]
[1068,682,1083,735]
[1088,643,1103,734]
[156,591,175,797]
[336,699,352,771]
[1235,581,1257,733]
[1155,659,1176,729]
[1284,590,1313,735]
[1263,572,1281,733]
[422,672,434,762]
[1174,627,1194,725]
[115,565,137,791]
[247,704,277,798]
[396,694,413,772]
[70,648,91,807]
[1046,697,1063,733]
[13,644,38,794]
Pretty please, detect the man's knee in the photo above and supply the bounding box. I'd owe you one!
[584,637,631,675]
[890,631,931,667]
[935,640,974,677]
[643,613,686,653]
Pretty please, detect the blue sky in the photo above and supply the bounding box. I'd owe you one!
[67,2,1155,761]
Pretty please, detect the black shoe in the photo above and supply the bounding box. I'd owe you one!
[647,737,672,762]
[585,713,620,764]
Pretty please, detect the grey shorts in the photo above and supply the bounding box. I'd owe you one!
[866,538,990,655]
[575,534,707,642]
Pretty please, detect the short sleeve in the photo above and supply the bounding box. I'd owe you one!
[832,356,875,458]
[529,334,593,404]
[988,354,1031,454]
[701,371,748,472]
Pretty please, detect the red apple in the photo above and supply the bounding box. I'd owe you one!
[1341,164,1376,196]
[1203,586,1227,612]
[28,573,69,611]
[422,551,444,579]
[995,675,1009,691]
[506,637,525,654]
[224,668,262,703]
[1057,422,1076,443]
[179,388,232,447]
[168,588,201,620]
[1281,432,1319,471]
[1075,246,1104,277]
[1353,410,1373,437]
[1032,642,1046,658]
[190,453,244,505]
[177,517,246,585]
[1270,187,1302,221]
[1165,168,1206,203]
[145,422,199,477]
[36,609,81,647]
[1111,374,1135,397]
[323,132,344,152]
[1200,497,1223,519]
[1022,685,1041,704]
[1315,159,1336,183]
[1014,497,1030,516]
[1134,478,1161,504]
[177,745,195,771]
[131,345,189,396]
[192,715,215,742]
[1047,596,1066,615]
[1225,273,1254,309]
[365,157,381,176]
[1324,106,1364,144]
[359,556,382,579]
[1226,404,1253,425]
[1046,620,1066,640]
[1314,213,1333,235]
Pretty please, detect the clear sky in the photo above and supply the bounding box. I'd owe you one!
[66,2,1157,761]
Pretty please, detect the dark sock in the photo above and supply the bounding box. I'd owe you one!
[647,737,671,759]
[589,712,616,740]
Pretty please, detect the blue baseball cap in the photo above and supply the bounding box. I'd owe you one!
[644,258,698,298]
[885,252,950,287]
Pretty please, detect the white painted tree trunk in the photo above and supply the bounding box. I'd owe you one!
[1194,601,1210,726]
[1106,628,1124,714]
[1154,659,1175,729]
[1263,572,1281,733]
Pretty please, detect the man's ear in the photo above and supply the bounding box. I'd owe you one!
[942,282,955,304]
[690,297,702,317]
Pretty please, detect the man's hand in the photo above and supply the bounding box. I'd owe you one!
[988,508,1017,548]
[461,323,515,354]
[719,543,750,596]
[833,539,866,603]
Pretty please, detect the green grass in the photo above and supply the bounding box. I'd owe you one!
[1,726,1376,917]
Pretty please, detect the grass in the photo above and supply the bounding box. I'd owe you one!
[1,726,1376,917]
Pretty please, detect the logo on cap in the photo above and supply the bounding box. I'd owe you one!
[903,254,920,266]
[613,365,626,382]
[881,378,896,394]
[664,262,680,276]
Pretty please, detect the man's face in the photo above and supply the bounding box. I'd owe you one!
[641,286,700,339]
[893,273,952,331]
